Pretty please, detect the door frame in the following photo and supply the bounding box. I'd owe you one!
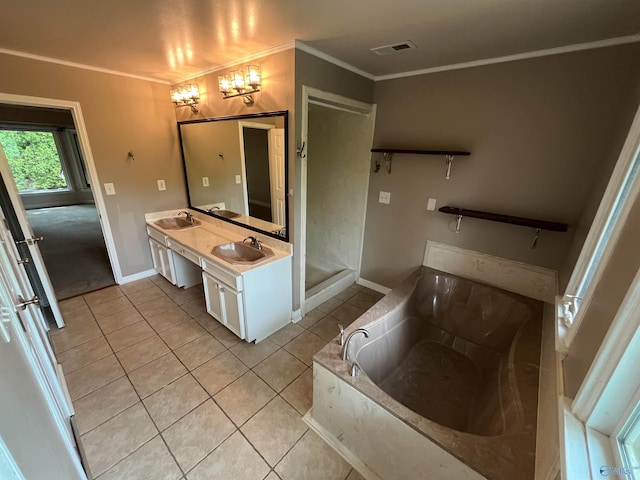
[0,93,122,283]
[238,121,275,216]
[298,86,375,316]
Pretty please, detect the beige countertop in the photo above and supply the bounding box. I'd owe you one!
[145,209,291,274]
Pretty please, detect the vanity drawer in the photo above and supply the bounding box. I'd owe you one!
[202,259,243,291]
[167,239,200,265]
[146,226,167,245]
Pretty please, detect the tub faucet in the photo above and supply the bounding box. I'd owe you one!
[342,328,370,361]
[177,210,194,223]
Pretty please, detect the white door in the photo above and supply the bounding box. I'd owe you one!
[0,146,64,328]
[0,211,85,479]
[268,128,286,226]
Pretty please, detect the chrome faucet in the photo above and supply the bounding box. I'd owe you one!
[207,206,220,212]
[243,236,262,250]
[341,328,370,361]
[177,210,194,222]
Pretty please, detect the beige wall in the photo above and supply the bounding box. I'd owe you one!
[0,53,187,278]
[360,43,640,288]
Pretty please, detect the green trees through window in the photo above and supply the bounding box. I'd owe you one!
[0,130,68,192]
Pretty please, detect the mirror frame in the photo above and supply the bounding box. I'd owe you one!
[177,110,289,242]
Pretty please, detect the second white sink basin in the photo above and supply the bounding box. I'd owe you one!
[211,242,274,265]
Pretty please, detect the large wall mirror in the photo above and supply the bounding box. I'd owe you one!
[178,111,289,241]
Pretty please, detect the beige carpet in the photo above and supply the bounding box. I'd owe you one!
[26,204,115,300]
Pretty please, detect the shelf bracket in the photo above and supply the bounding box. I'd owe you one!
[445,155,454,180]
[531,228,542,249]
[455,214,463,233]
[383,152,393,174]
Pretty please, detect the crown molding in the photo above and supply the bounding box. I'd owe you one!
[0,47,170,84]
[172,41,297,84]
[375,34,640,82]
[294,41,376,80]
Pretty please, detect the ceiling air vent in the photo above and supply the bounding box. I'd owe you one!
[371,41,417,56]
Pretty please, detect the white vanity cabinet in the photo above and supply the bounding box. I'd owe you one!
[202,256,292,343]
[147,227,201,288]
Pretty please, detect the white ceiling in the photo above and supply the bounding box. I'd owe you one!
[1,0,639,83]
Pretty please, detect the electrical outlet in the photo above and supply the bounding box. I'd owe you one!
[104,183,115,195]
[157,180,166,191]
[202,177,209,187]
[235,175,242,184]
[427,198,437,211]
[379,191,391,204]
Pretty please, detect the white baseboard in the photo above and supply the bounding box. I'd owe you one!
[118,268,156,285]
[423,241,558,303]
[291,309,303,322]
[356,278,391,295]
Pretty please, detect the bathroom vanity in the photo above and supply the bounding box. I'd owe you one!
[145,209,292,343]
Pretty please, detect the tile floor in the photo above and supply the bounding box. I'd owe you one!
[53,274,383,480]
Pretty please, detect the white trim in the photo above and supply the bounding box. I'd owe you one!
[423,241,558,303]
[118,268,156,285]
[0,47,168,85]
[560,396,593,480]
[0,93,124,284]
[375,34,640,81]
[561,104,640,351]
[573,267,640,431]
[356,278,391,295]
[295,41,376,81]
[291,308,302,322]
[173,41,296,84]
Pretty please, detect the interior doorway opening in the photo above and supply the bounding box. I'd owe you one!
[300,87,376,313]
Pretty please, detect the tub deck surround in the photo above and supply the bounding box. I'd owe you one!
[309,267,543,480]
[144,209,292,273]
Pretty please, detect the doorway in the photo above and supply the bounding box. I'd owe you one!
[0,93,122,316]
[0,105,114,300]
[300,87,376,313]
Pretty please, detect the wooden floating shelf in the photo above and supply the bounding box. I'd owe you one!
[438,206,568,232]
[370,148,470,176]
[371,148,470,156]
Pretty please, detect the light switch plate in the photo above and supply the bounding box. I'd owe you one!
[427,198,437,211]
[202,177,209,187]
[157,180,166,191]
[235,175,241,184]
[379,191,391,204]
[104,183,115,195]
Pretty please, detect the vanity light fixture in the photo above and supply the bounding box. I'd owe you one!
[218,65,261,105]
[171,84,200,113]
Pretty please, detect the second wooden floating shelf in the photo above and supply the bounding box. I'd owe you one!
[438,206,568,232]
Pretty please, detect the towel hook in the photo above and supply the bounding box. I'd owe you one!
[455,214,463,233]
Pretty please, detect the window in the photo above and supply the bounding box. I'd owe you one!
[559,107,640,352]
[0,129,69,193]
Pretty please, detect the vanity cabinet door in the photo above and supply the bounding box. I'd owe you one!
[219,284,245,339]
[149,238,175,284]
[203,272,245,339]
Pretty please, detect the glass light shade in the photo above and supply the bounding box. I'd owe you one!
[218,75,231,94]
[245,65,261,89]
[231,70,245,92]
[170,87,183,104]
[185,84,200,102]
